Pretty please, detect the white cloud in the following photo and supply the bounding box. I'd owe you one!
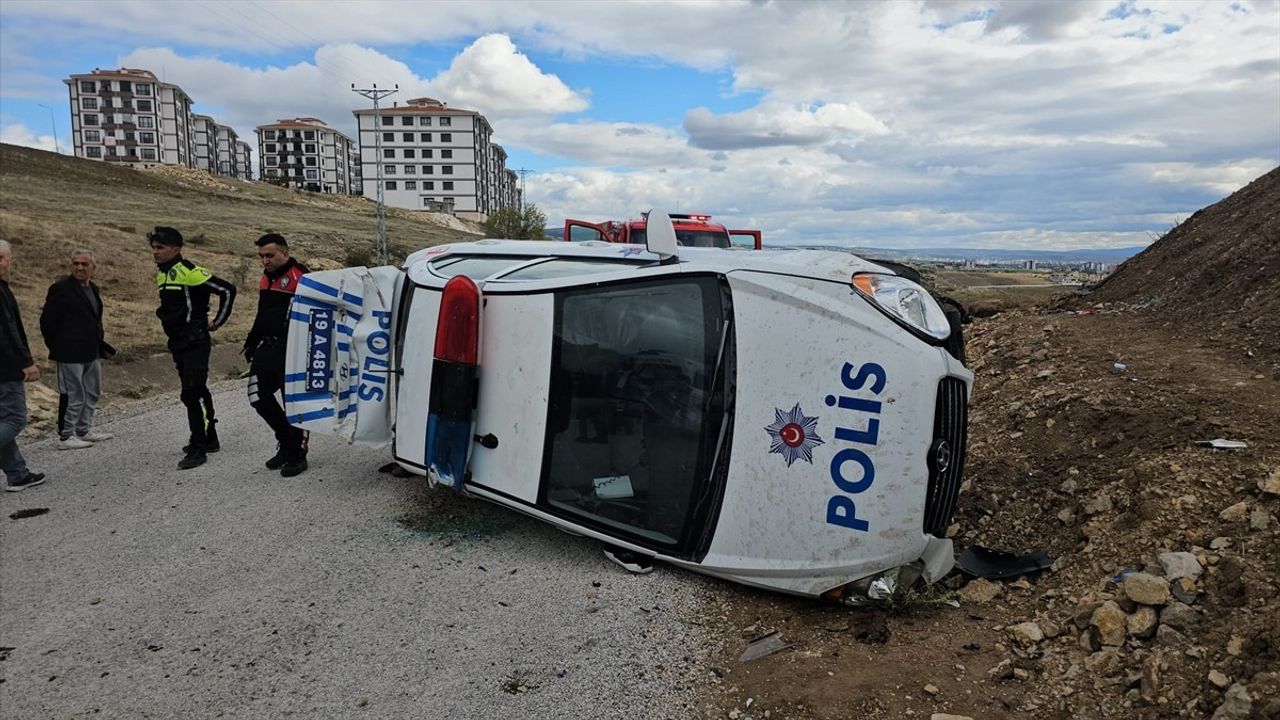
[685,102,890,150]
[0,122,58,152]
[428,34,587,117]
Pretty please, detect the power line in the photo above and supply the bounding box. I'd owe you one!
[352,83,399,266]
[237,0,371,85]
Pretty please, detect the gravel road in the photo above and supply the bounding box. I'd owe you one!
[1,384,715,719]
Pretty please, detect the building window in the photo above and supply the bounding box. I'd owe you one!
[380,116,393,126]
[441,133,452,143]
[404,180,417,190]
[403,148,415,159]
[443,181,454,190]
[440,116,452,127]
[419,116,432,126]
[140,132,155,144]
[267,168,279,177]
[441,149,453,159]
[419,132,431,142]
[82,114,99,126]
[86,146,102,158]
[384,165,397,174]
[305,157,317,166]
[136,100,153,112]
[84,129,101,142]
[304,143,317,153]
[404,165,416,174]
[423,149,433,158]
[79,80,96,93]
[385,180,397,190]
[141,148,157,161]
[382,132,394,142]
[266,156,278,166]
[399,132,411,142]
[137,116,154,129]
[442,166,453,175]
[265,143,277,152]
[264,130,276,140]
[119,81,132,92]
[422,165,433,174]
[424,181,434,190]
[304,131,316,140]
[400,116,412,126]
[81,97,98,110]
[383,148,394,159]
[135,83,152,96]
[306,169,318,179]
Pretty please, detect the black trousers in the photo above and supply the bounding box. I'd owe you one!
[171,340,214,451]
[248,341,304,453]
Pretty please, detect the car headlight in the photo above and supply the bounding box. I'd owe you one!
[852,273,951,341]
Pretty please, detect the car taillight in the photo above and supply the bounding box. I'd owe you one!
[434,275,479,365]
[427,275,481,492]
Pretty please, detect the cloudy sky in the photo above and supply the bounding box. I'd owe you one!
[1,0,1277,249]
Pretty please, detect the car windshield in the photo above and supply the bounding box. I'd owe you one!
[429,256,533,279]
[541,276,731,552]
[498,258,643,281]
[629,228,731,248]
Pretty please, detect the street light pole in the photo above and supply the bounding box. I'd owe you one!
[351,83,399,266]
[36,103,60,154]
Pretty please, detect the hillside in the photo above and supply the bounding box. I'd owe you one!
[1086,166,1280,358]
[0,142,482,430]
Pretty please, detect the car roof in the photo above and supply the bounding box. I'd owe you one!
[403,240,892,284]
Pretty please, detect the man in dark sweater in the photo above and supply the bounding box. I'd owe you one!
[41,248,113,450]
[243,233,310,477]
[0,240,47,491]
[149,226,236,470]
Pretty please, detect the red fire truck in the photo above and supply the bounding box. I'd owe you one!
[563,212,763,249]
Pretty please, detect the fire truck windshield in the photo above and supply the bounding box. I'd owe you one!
[630,228,730,249]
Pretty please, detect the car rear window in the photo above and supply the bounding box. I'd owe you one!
[429,256,532,279]
[497,258,643,281]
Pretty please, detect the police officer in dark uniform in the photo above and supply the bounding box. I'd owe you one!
[243,233,310,477]
[149,227,236,470]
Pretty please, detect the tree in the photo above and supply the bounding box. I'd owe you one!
[483,204,547,240]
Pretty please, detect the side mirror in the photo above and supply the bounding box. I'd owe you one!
[645,208,679,264]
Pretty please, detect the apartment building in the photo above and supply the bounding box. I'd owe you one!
[352,97,520,220]
[192,114,217,172]
[64,68,195,168]
[234,140,253,180]
[255,117,358,194]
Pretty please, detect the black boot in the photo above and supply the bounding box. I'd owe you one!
[205,419,221,453]
[178,449,207,470]
[265,445,289,470]
[280,449,308,478]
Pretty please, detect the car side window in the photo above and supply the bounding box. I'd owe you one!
[541,277,728,551]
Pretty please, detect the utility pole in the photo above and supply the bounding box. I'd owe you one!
[351,83,398,265]
[36,103,60,154]
[518,167,530,210]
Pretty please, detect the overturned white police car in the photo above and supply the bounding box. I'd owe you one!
[283,213,972,600]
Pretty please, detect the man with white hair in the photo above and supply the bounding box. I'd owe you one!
[0,240,46,491]
[40,248,114,449]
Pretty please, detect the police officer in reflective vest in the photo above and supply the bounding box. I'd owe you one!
[149,227,236,470]
[243,233,310,477]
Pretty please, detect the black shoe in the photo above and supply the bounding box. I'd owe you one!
[280,454,308,478]
[5,472,46,492]
[178,451,207,470]
[265,446,290,470]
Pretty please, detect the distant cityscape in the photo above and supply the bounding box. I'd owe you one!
[61,67,521,221]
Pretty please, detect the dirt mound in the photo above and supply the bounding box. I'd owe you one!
[1085,166,1280,360]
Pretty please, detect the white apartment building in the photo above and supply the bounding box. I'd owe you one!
[64,68,195,168]
[192,114,217,172]
[255,118,358,194]
[234,141,252,180]
[352,97,520,220]
[214,123,241,177]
